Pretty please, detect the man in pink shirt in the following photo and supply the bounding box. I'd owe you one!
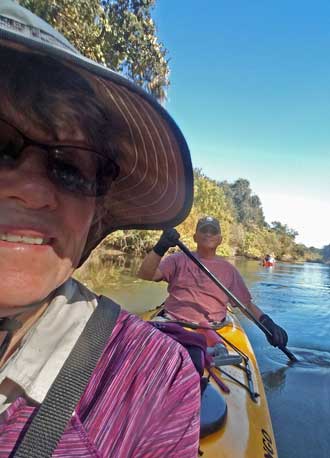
[138,216,288,348]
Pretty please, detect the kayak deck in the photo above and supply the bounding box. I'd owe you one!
[142,308,278,458]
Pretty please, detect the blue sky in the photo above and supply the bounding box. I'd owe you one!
[153,1,330,248]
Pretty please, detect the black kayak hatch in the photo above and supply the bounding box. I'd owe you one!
[200,382,227,438]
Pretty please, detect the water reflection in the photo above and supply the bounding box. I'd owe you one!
[291,348,330,369]
[263,366,288,393]
[234,260,330,458]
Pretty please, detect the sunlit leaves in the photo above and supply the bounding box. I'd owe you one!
[80,168,325,263]
[18,0,169,100]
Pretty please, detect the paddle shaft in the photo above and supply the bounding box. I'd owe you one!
[176,240,298,362]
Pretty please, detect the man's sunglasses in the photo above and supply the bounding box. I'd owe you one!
[0,118,120,197]
[199,226,219,235]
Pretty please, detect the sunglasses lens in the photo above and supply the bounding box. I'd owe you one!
[0,119,119,197]
[48,147,118,197]
[0,120,24,166]
[200,226,218,235]
[95,159,119,196]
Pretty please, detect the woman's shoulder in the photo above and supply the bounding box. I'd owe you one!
[79,305,198,412]
[77,306,200,457]
[68,278,184,355]
[110,308,189,358]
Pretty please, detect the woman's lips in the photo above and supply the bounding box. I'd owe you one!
[0,228,54,248]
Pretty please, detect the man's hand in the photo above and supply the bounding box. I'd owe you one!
[153,228,180,257]
[259,314,288,348]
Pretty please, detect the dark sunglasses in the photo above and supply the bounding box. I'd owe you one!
[199,226,219,235]
[0,118,120,197]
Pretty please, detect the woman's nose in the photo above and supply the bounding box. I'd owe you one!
[0,150,58,210]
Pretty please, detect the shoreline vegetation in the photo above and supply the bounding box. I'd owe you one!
[76,170,329,289]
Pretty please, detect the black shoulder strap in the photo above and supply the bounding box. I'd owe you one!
[11,295,121,458]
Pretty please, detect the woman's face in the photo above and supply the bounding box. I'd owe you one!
[0,109,96,309]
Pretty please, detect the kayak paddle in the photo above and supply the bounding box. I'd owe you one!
[176,240,298,363]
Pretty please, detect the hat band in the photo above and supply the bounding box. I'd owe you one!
[0,14,74,51]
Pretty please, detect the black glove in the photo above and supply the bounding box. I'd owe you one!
[259,314,288,348]
[153,228,180,257]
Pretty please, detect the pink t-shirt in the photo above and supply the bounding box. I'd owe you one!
[159,252,251,324]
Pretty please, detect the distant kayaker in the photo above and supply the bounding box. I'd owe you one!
[262,253,276,266]
[138,216,288,348]
[0,2,200,456]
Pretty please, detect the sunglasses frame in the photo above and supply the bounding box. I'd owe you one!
[0,118,119,197]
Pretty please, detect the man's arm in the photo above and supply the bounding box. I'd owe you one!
[137,228,180,281]
[245,300,288,348]
[245,300,263,320]
[137,250,163,281]
[230,268,288,348]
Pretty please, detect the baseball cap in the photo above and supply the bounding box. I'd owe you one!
[196,217,221,233]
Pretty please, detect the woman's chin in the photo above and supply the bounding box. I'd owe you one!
[0,254,74,309]
[0,289,50,310]
[0,273,63,309]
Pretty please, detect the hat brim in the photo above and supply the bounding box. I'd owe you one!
[0,5,193,264]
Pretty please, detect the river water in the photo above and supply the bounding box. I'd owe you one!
[100,259,330,458]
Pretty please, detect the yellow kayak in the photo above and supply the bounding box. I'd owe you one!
[141,307,278,458]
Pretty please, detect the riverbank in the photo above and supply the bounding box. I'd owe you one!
[74,246,325,293]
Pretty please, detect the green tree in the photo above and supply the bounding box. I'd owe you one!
[18,0,169,100]
[270,221,298,239]
[270,221,298,259]
[218,178,265,227]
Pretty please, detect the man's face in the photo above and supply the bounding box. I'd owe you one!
[0,110,96,309]
[193,225,222,250]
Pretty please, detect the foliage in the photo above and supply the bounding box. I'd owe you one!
[240,226,280,259]
[267,221,298,259]
[270,221,298,239]
[18,0,169,100]
[218,178,265,227]
[87,168,327,265]
[74,248,124,290]
[103,228,161,255]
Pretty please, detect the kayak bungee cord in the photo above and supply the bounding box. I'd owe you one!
[154,314,260,400]
[176,240,298,363]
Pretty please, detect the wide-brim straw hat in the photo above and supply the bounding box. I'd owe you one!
[0,1,193,264]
